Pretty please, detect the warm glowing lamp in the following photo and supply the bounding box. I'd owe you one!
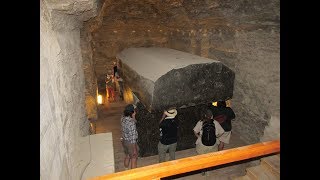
[212,102,217,106]
[212,100,231,107]
[97,95,103,104]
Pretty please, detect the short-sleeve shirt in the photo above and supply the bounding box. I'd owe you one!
[193,119,225,145]
[121,116,138,143]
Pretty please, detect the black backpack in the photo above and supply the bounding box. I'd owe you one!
[201,119,216,146]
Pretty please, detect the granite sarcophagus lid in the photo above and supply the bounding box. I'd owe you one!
[116,47,235,111]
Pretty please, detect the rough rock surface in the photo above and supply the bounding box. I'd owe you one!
[40,0,100,179]
[117,47,235,111]
[81,0,280,154]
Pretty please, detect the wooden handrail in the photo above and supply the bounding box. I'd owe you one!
[89,139,280,180]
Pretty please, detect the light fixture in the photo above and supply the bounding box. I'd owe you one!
[97,95,103,104]
[212,102,217,106]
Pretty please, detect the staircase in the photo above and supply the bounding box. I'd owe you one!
[232,154,280,180]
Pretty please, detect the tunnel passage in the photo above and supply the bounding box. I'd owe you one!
[117,47,235,157]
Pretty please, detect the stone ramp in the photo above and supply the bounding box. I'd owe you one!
[81,133,115,180]
[95,101,128,172]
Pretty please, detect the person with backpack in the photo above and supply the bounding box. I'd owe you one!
[193,109,226,155]
[210,101,236,151]
[158,107,179,163]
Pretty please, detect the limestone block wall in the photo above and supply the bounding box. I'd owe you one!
[80,30,98,121]
[90,24,169,85]
[232,30,280,143]
[40,0,99,179]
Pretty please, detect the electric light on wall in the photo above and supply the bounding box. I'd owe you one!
[97,95,103,104]
[212,100,231,107]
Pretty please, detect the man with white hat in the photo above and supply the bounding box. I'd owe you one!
[158,107,179,163]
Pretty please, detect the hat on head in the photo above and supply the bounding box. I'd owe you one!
[164,108,177,118]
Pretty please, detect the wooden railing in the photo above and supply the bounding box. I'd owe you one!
[89,139,280,180]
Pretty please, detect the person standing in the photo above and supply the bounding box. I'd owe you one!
[158,107,179,163]
[105,74,115,101]
[121,104,139,169]
[115,74,124,100]
[113,61,118,91]
[113,61,118,77]
[193,109,226,175]
[210,101,235,151]
[193,109,225,154]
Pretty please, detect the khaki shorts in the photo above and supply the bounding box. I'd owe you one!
[122,140,139,158]
[219,131,231,144]
[196,141,219,155]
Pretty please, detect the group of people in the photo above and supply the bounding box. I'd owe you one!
[105,61,124,102]
[120,101,235,172]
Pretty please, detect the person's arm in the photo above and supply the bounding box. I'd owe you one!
[193,121,201,138]
[159,111,166,123]
[132,111,137,123]
[214,121,225,138]
[194,130,200,139]
[214,121,226,151]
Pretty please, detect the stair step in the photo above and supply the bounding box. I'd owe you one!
[260,154,280,178]
[246,165,279,180]
[231,175,253,180]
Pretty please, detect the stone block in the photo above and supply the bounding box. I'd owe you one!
[117,47,235,111]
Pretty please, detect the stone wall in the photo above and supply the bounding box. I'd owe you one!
[232,30,280,143]
[40,0,99,179]
[89,23,169,85]
[82,0,280,151]
[168,28,279,144]
[165,0,280,144]
[80,29,98,121]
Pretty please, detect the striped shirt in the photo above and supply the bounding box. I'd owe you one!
[121,116,138,143]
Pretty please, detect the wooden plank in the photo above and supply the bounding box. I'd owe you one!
[88,140,280,180]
